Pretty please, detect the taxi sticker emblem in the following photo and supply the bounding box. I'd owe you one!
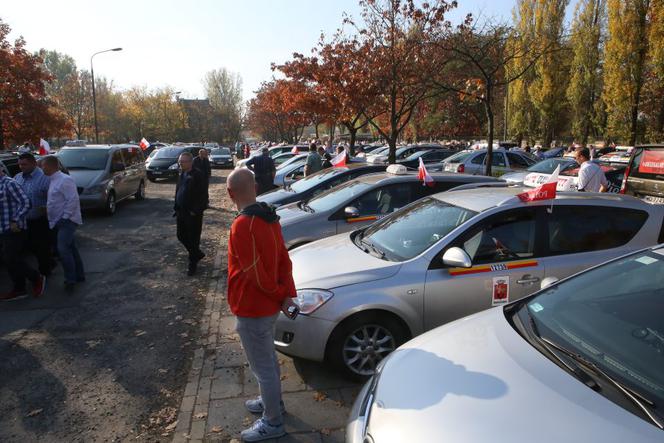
[492,276,510,306]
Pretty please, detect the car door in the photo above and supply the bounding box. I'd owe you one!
[465,152,486,174]
[422,207,545,330]
[482,152,508,176]
[537,205,651,282]
[334,183,415,234]
[506,152,532,172]
[110,149,129,198]
[122,147,140,195]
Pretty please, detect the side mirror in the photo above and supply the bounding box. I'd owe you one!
[442,247,472,268]
[540,277,559,290]
[344,206,360,218]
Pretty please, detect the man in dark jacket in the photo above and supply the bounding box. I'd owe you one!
[246,147,276,195]
[174,152,207,276]
[193,148,212,207]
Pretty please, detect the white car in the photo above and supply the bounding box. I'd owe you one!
[442,149,537,176]
[347,245,664,442]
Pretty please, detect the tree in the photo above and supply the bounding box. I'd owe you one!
[203,68,244,142]
[0,20,69,149]
[566,0,606,145]
[603,0,653,145]
[642,0,664,140]
[245,80,310,142]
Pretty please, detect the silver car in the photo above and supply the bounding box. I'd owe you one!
[274,188,664,378]
[501,157,577,185]
[442,149,537,176]
[278,171,501,249]
[347,245,664,442]
[273,154,308,187]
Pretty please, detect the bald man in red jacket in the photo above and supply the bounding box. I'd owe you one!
[226,168,297,442]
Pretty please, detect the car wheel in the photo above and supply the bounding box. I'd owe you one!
[327,312,407,381]
[135,181,146,200]
[105,192,116,215]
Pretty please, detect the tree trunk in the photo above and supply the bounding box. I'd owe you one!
[349,127,358,155]
[315,123,320,140]
[484,88,495,176]
[0,113,4,150]
[328,123,336,141]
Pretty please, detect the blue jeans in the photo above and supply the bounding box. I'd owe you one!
[236,314,282,426]
[55,219,84,284]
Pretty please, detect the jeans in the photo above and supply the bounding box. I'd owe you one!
[27,217,55,275]
[0,230,40,292]
[236,313,283,426]
[176,212,203,263]
[55,219,84,283]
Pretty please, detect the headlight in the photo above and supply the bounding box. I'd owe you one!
[168,163,180,170]
[295,289,333,314]
[82,184,108,195]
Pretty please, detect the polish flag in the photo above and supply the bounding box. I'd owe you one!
[291,145,299,154]
[517,165,560,202]
[418,157,435,187]
[330,150,347,167]
[38,138,50,155]
[139,137,150,151]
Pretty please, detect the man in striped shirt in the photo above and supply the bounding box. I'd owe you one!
[0,167,46,301]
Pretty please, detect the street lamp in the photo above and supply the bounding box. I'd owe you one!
[91,47,122,143]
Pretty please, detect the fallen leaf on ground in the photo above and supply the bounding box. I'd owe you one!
[180,332,189,338]
[162,305,176,310]
[242,417,252,426]
[280,375,287,381]
[210,426,223,433]
[134,330,147,337]
[158,368,168,374]
[85,340,102,349]
[194,412,207,420]
[26,408,43,417]
[175,315,183,321]
[164,420,178,432]
[320,428,332,436]
[313,391,327,402]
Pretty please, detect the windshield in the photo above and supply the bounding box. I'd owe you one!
[290,168,347,193]
[404,150,429,161]
[444,151,474,164]
[526,249,664,421]
[211,148,230,155]
[361,197,477,261]
[277,155,305,170]
[370,147,389,156]
[57,149,109,170]
[307,180,373,213]
[154,147,184,159]
[528,158,576,174]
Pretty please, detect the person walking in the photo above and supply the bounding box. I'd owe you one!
[226,168,297,441]
[304,142,322,177]
[15,153,55,276]
[193,148,212,207]
[246,147,276,195]
[319,146,332,169]
[0,167,46,301]
[42,156,84,291]
[174,152,207,276]
[575,147,608,193]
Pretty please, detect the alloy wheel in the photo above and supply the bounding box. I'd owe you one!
[342,324,396,376]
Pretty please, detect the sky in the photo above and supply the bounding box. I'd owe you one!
[4,0,530,102]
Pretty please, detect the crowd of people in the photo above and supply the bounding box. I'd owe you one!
[0,153,84,301]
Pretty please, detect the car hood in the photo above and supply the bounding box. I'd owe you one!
[67,169,107,188]
[148,158,177,167]
[289,233,401,289]
[258,188,298,206]
[211,155,231,159]
[277,203,312,225]
[500,171,528,183]
[367,308,662,443]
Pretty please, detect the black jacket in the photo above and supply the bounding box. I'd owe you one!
[193,156,211,181]
[174,168,207,216]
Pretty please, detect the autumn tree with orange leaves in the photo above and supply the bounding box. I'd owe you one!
[0,19,69,149]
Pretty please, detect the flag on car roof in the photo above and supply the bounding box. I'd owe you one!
[418,157,435,187]
[291,145,299,154]
[38,138,50,155]
[139,137,150,151]
[330,150,347,167]
[516,165,560,202]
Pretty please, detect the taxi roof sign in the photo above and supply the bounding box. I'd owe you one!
[386,164,408,175]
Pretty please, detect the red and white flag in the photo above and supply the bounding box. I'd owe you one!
[516,165,560,202]
[39,138,50,155]
[330,150,347,167]
[418,157,435,187]
[139,137,150,151]
[291,145,299,154]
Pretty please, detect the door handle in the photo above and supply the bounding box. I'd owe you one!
[517,276,540,285]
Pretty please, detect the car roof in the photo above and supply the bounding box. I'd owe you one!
[433,186,658,213]
[357,171,500,185]
[60,144,138,151]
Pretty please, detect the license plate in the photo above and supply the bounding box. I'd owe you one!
[152,171,162,175]
[643,195,664,204]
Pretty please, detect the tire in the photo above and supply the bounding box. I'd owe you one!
[105,192,116,215]
[135,181,146,200]
[326,312,407,381]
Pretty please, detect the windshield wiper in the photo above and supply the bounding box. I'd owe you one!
[297,200,314,213]
[526,311,664,430]
[361,238,386,259]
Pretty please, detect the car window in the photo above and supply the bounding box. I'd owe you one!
[111,150,125,170]
[471,153,486,165]
[349,183,412,216]
[483,152,507,167]
[57,149,109,170]
[507,152,530,169]
[629,147,664,180]
[455,208,537,265]
[547,206,648,254]
[308,180,373,213]
[122,148,140,166]
[154,147,184,159]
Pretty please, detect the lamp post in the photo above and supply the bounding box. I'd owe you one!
[91,47,122,143]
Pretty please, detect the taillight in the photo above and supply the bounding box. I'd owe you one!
[457,164,465,173]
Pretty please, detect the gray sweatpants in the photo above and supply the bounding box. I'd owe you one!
[236,313,283,425]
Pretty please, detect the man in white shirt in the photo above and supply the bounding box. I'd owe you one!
[42,156,85,291]
[575,147,608,193]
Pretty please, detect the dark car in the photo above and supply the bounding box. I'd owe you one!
[0,153,20,177]
[621,145,664,204]
[209,147,234,168]
[146,146,204,181]
[398,149,456,169]
[257,163,388,207]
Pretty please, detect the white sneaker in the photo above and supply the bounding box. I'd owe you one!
[240,418,286,442]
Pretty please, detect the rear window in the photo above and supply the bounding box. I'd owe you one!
[629,147,664,180]
[444,151,474,164]
[547,206,648,255]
